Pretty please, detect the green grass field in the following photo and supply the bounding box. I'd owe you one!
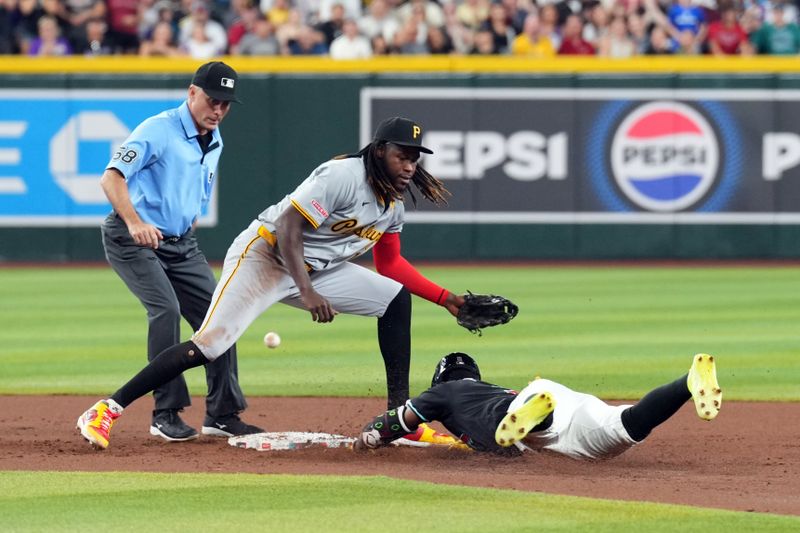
[1,265,798,530]
[1,266,797,400]
[1,472,797,533]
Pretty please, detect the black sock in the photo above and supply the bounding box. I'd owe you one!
[111,341,208,408]
[621,374,690,442]
[377,288,411,409]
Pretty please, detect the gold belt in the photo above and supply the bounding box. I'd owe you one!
[257,225,312,272]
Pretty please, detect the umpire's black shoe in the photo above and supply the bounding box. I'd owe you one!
[201,414,264,437]
[149,409,199,442]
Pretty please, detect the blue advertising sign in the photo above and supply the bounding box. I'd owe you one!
[361,87,800,224]
[0,89,217,227]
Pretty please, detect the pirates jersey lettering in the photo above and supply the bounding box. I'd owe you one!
[257,157,404,271]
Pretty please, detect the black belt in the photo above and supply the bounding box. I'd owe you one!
[113,212,187,243]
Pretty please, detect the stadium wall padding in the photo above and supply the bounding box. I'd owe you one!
[1,57,799,260]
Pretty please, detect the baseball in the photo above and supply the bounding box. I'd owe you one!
[263,331,281,348]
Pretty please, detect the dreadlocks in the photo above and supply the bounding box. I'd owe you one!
[338,143,450,208]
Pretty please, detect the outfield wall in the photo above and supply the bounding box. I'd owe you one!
[1,57,799,261]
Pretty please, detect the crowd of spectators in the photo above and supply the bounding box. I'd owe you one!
[1,0,799,59]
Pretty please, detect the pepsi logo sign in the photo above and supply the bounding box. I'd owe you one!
[610,101,719,212]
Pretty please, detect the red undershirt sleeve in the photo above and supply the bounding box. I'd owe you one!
[373,232,449,305]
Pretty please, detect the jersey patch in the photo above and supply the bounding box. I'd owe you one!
[112,146,138,164]
[311,199,329,218]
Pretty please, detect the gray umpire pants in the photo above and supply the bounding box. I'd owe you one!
[101,213,247,419]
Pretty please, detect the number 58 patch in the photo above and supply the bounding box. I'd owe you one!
[112,146,138,164]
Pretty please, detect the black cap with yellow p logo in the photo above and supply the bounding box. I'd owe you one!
[373,116,433,154]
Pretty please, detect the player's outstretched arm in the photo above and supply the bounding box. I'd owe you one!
[442,292,465,317]
[275,207,336,323]
[373,232,461,312]
[354,404,422,451]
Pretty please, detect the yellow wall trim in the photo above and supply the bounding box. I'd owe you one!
[2,55,800,74]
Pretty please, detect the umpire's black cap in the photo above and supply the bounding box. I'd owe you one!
[373,117,433,154]
[192,61,242,103]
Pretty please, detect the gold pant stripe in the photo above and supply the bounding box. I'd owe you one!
[196,234,261,338]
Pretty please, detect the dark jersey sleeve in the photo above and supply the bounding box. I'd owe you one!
[407,379,518,453]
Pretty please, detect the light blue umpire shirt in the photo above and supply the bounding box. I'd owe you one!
[107,100,223,237]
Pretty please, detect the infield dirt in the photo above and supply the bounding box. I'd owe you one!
[1,396,797,516]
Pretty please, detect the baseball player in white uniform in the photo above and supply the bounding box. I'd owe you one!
[356,352,722,459]
[78,116,471,450]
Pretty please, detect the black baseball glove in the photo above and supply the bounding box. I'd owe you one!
[456,291,519,336]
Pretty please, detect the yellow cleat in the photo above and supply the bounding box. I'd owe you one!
[401,423,469,450]
[688,353,722,421]
[77,400,122,450]
[495,392,555,447]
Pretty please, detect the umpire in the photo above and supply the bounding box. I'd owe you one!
[99,61,262,441]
